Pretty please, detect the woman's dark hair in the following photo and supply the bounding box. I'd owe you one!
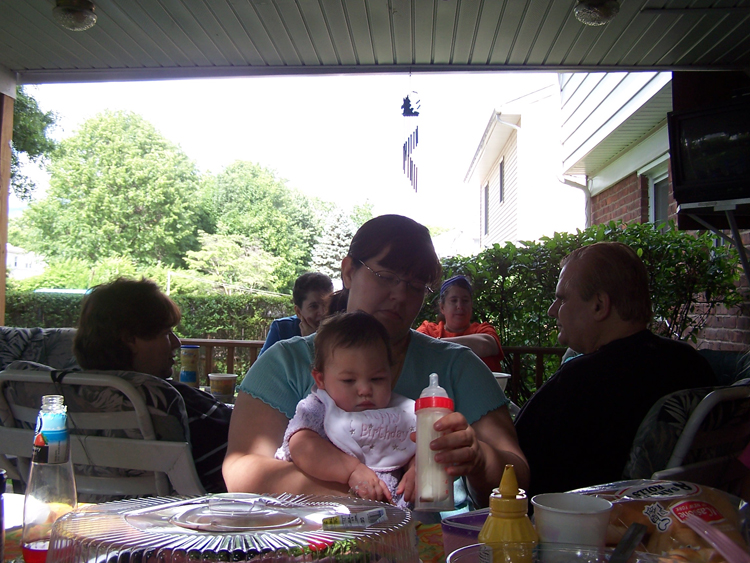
[313,311,393,373]
[292,272,333,308]
[74,277,181,370]
[334,215,442,311]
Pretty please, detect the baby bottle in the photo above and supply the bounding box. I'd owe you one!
[478,464,538,563]
[414,372,454,511]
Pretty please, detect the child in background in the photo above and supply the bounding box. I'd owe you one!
[275,311,416,508]
[260,272,333,355]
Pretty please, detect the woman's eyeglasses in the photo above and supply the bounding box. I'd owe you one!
[357,259,433,295]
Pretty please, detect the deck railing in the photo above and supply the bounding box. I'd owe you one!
[502,346,566,403]
[180,338,264,386]
[180,339,567,399]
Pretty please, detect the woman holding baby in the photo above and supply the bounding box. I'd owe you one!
[223,214,527,513]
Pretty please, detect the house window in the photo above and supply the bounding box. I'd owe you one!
[641,155,670,228]
[484,184,490,235]
[652,176,669,226]
[498,160,504,204]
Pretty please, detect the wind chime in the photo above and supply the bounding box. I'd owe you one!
[401,91,420,192]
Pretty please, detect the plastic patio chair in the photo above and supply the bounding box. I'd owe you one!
[0,368,205,500]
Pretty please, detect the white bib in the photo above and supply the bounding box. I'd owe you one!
[314,387,416,472]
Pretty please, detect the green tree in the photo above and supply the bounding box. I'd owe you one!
[184,232,280,294]
[11,86,58,201]
[311,208,356,280]
[12,256,147,292]
[11,111,203,267]
[350,201,374,229]
[205,161,322,290]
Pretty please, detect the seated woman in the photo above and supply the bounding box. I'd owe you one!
[417,275,504,372]
[73,277,232,493]
[259,272,333,355]
[223,215,528,515]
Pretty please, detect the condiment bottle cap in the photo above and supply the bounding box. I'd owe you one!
[489,464,528,516]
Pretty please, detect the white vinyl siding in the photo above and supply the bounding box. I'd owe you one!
[559,71,672,181]
[481,135,518,246]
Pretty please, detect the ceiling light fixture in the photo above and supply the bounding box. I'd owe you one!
[574,0,620,26]
[53,0,97,32]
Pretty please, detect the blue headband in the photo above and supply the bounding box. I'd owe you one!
[440,275,473,298]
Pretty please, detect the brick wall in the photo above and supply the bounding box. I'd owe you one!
[591,168,750,352]
[696,232,750,352]
[591,173,649,224]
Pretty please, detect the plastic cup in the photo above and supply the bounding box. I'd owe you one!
[208,373,238,404]
[492,372,511,391]
[531,493,613,548]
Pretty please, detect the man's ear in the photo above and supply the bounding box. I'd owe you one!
[122,332,138,352]
[592,292,611,321]
[293,305,302,318]
[311,369,325,389]
[340,256,354,290]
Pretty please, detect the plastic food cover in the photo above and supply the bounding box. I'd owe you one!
[47,493,418,563]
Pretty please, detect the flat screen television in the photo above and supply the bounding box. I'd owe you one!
[668,96,750,205]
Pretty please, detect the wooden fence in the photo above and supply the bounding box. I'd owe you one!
[180,338,264,386]
[182,338,566,401]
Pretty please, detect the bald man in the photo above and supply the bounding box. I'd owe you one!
[515,242,715,497]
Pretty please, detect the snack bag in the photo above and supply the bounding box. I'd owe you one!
[572,480,748,563]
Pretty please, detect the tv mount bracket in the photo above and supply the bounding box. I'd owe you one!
[680,197,750,283]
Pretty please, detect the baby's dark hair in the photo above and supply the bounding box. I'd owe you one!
[313,311,393,373]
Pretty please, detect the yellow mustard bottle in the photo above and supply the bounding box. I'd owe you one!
[477,464,538,563]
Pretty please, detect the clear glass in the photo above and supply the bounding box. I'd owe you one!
[447,543,670,563]
[22,395,77,563]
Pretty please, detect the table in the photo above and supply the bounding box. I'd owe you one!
[3,494,445,563]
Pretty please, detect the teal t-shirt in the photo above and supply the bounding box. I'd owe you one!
[240,329,509,424]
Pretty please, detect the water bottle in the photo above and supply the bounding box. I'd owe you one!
[414,372,454,511]
[22,395,77,563]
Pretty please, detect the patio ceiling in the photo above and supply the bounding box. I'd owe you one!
[2,0,750,85]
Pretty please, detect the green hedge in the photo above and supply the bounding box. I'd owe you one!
[5,292,85,328]
[5,291,293,340]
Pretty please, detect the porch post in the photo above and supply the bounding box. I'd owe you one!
[0,66,17,326]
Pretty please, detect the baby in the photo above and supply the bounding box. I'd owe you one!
[275,311,416,508]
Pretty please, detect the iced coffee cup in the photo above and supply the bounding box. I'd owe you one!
[208,373,238,404]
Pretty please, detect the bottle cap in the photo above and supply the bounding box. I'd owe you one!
[489,464,528,516]
[415,373,454,412]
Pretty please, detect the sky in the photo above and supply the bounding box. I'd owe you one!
[17,71,558,240]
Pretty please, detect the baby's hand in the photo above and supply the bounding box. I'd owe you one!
[396,458,416,503]
[348,464,392,503]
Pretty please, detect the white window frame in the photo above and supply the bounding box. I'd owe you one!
[483,183,490,235]
[638,154,670,223]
